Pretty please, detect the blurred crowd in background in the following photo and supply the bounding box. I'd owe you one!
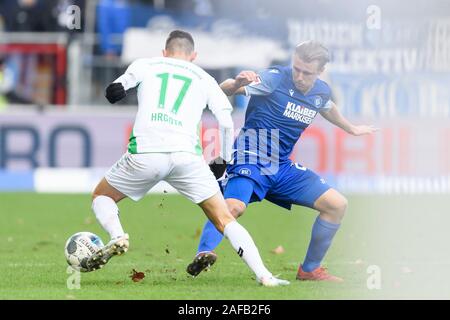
[0,0,449,188]
[0,0,449,109]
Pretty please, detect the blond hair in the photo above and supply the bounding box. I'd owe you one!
[295,40,330,69]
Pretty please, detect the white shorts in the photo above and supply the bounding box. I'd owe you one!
[105,152,219,203]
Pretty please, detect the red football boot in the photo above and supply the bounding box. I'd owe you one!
[296,264,343,282]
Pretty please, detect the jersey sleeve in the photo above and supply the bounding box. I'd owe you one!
[244,68,283,96]
[320,81,333,111]
[113,59,146,90]
[206,77,234,162]
[322,99,332,111]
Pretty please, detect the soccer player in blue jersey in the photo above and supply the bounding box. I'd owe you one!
[186,40,378,281]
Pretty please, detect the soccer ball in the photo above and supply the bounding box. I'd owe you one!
[64,232,104,272]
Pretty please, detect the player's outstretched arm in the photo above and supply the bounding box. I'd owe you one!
[207,77,235,179]
[220,71,259,96]
[320,101,379,136]
[105,60,144,104]
[208,110,233,179]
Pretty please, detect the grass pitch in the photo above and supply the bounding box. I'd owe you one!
[0,193,448,300]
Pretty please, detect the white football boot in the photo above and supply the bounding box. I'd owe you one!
[257,275,290,287]
[86,233,129,271]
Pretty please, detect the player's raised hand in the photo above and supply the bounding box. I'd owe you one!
[350,125,380,136]
[235,71,260,87]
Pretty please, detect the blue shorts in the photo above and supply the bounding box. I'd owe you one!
[221,161,331,210]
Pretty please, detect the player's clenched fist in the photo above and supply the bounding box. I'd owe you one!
[208,156,227,179]
[235,71,260,87]
[105,82,126,104]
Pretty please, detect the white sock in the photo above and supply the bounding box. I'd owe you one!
[223,220,272,280]
[92,195,125,239]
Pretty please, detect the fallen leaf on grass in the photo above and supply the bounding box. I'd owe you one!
[130,269,145,282]
[271,245,285,254]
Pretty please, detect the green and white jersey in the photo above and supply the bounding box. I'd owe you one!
[115,57,233,158]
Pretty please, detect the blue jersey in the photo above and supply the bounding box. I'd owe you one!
[223,66,333,210]
[233,66,332,167]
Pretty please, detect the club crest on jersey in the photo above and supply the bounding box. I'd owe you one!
[314,96,322,107]
[239,168,252,176]
[289,89,294,97]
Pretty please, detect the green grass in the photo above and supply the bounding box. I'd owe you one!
[0,193,448,299]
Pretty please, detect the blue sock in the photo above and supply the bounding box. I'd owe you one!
[197,220,224,254]
[302,216,340,272]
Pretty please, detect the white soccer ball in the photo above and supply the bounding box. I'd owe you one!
[64,232,104,272]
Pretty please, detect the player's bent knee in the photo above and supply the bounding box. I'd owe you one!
[316,189,348,221]
[334,196,348,217]
[226,199,246,218]
[326,194,347,221]
[230,206,245,218]
[92,178,126,203]
[92,186,108,202]
[92,188,101,201]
